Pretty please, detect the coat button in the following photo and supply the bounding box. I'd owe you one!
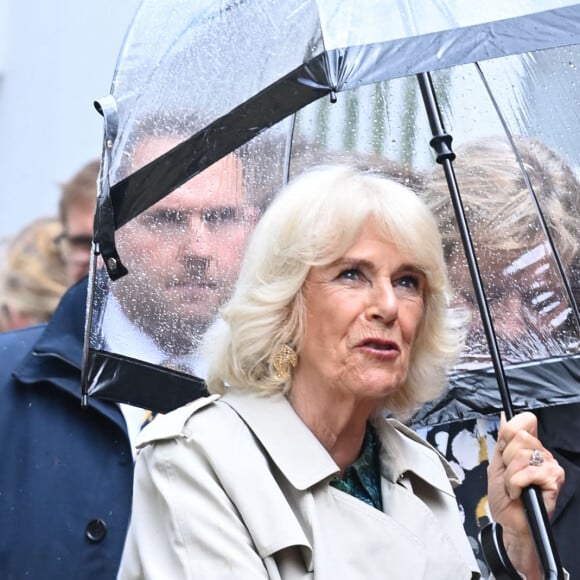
[85,519,107,542]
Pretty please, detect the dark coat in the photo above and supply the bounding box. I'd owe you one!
[0,278,134,580]
[535,402,580,575]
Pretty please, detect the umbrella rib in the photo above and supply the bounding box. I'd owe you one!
[416,71,515,419]
[475,62,580,330]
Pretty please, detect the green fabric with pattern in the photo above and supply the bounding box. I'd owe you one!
[329,423,383,511]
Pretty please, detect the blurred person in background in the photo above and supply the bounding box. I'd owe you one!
[0,236,12,331]
[0,159,132,580]
[0,217,67,331]
[417,136,580,577]
[56,159,99,285]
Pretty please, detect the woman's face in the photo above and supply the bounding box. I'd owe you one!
[295,220,426,405]
[449,242,574,363]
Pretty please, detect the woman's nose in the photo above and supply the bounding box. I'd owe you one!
[366,281,398,323]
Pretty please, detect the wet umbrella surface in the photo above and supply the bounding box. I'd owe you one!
[83,2,579,576]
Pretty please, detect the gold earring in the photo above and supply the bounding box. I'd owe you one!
[272,344,298,381]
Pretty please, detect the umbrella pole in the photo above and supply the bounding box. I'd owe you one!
[416,71,564,580]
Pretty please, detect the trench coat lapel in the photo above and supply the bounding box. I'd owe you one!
[221,390,475,579]
[220,389,340,489]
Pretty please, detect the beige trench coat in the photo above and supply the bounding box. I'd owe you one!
[118,390,480,579]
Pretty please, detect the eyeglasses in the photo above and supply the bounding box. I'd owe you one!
[55,233,94,251]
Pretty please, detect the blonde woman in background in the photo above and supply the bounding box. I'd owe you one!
[417,136,579,577]
[0,217,67,331]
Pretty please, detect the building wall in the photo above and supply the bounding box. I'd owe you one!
[0,0,141,240]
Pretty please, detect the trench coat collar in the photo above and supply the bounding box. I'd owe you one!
[221,389,459,494]
[220,390,340,490]
[374,418,461,490]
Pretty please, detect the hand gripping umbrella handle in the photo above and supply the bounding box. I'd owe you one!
[416,71,565,580]
[481,485,565,579]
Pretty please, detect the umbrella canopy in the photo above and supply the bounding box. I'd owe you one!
[97,0,579,233]
[83,0,580,419]
[82,3,579,575]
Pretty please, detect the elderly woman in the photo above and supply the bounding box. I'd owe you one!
[119,166,564,579]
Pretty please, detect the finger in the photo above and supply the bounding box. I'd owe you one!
[507,460,565,506]
[499,429,544,467]
[497,412,540,460]
[499,412,538,444]
[501,446,564,498]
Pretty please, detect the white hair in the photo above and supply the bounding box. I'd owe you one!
[202,165,467,419]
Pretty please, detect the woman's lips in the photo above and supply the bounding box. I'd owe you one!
[357,338,400,357]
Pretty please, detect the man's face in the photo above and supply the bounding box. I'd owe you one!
[62,203,95,285]
[115,137,254,354]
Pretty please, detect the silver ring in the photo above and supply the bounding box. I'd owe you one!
[529,449,544,467]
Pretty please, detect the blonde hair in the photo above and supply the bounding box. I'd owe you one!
[426,136,579,265]
[1,218,68,327]
[203,165,467,419]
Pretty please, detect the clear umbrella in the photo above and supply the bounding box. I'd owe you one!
[84,0,579,411]
[82,2,579,576]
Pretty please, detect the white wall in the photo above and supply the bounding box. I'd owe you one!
[0,0,141,240]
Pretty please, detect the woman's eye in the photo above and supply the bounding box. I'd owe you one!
[396,274,423,291]
[337,268,361,281]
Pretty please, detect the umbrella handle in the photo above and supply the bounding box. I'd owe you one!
[481,486,565,580]
[480,522,522,580]
[520,485,565,580]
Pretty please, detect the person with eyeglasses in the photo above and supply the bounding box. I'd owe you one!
[0,159,136,579]
[55,159,99,285]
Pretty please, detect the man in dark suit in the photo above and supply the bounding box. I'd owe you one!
[0,276,134,579]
